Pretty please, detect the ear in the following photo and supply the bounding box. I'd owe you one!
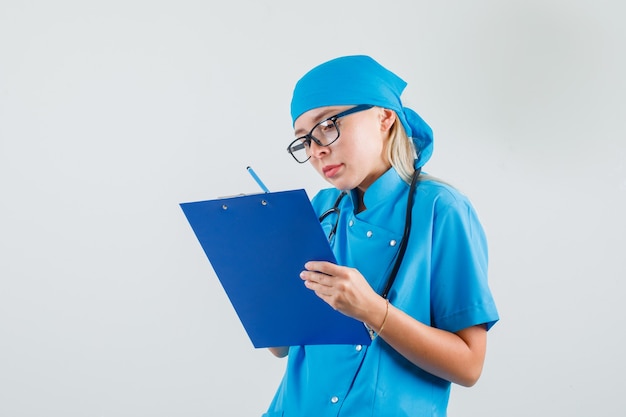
[379,108,396,133]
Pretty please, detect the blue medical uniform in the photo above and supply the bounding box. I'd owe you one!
[263,168,499,417]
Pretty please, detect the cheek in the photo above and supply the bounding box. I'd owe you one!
[345,131,384,160]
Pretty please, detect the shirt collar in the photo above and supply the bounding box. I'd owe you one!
[349,168,408,212]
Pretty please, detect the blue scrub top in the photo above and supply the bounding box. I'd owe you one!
[263,168,499,417]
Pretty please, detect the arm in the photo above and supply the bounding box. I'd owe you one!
[268,346,289,358]
[301,261,487,387]
[365,295,487,387]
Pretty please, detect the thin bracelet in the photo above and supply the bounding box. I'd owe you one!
[377,298,390,336]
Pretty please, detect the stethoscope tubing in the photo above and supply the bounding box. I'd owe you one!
[318,168,421,299]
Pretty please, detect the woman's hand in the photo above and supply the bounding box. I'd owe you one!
[300,260,488,387]
[268,346,289,358]
[300,261,387,326]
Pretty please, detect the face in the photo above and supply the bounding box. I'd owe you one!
[293,106,395,192]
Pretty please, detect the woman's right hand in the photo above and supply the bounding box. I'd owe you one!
[268,346,289,358]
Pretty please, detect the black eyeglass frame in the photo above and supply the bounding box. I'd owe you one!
[287,104,375,163]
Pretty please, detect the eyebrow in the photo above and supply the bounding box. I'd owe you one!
[294,107,344,137]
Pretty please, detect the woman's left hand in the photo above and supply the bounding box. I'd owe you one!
[301,261,488,387]
[300,261,384,323]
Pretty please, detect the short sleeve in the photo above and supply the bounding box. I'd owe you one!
[430,194,499,332]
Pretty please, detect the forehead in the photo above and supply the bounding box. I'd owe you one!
[293,105,352,135]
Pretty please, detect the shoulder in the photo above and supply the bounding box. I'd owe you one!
[416,177,486,242]
[417,176,473,209]
[416,177,485,231]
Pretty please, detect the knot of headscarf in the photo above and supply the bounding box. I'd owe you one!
[290,55,433,168]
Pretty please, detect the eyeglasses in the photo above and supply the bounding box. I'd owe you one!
[287,104,374,163]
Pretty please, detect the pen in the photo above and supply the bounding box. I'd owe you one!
[246,166,270,193]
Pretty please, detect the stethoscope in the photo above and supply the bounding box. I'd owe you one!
[318,168,421,299]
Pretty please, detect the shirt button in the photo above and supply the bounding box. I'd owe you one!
[349,220,354,227]
[331,396,339,404]
[389,239,397,246]
[366,231,373,238]
[355,344,362,351]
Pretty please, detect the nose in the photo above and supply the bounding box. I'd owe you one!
[308,139,329,160]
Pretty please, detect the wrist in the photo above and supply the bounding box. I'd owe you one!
[377,298,390,336]
[365,297,390,340]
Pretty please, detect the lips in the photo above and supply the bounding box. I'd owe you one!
[322,164,342,178]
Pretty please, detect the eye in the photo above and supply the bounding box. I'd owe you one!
[318,119,337,132]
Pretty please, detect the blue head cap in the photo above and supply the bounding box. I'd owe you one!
[290,55,433,168]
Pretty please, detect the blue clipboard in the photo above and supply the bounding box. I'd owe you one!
[180,189,371,348]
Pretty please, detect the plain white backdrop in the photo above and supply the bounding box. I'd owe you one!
[1,1,624,416]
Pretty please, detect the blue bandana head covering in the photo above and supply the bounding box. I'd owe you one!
[290,55,433,168]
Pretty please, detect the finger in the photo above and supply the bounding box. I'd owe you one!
[300,270,332,287]
[304,261,341,275]
[303,278,334,299]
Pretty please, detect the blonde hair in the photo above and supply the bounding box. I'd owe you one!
[386,112,447,186]
[386,114,417,184]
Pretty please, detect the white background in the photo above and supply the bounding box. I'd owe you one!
[1,1,624,416]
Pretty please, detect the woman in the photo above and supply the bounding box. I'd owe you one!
[264,55,499,417]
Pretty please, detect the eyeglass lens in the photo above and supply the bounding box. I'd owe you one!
[287,105,375,163]
[288,119,339,163]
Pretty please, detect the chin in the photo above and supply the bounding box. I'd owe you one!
[326,178,354,192]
